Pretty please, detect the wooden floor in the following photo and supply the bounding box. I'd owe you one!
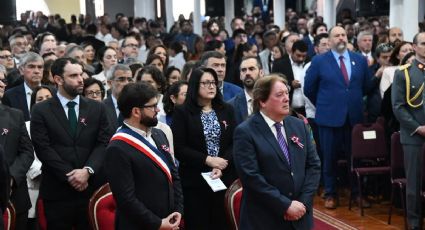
[313,189,406,230]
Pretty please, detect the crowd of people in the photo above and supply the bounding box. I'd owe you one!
[1,5,425,230]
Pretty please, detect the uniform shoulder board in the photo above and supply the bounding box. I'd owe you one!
[399,63,411,70]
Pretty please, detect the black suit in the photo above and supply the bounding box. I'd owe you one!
[0,145,10,230]
[233,114,321,230]
[103,96,121,131]
[2,83,30,121]
[227,91,249,126]
[171,103,236,230]
[105,125,183,230]
[0,104,34,230]
[30,95,113,229]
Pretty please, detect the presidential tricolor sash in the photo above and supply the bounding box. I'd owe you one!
[111,127,172,183]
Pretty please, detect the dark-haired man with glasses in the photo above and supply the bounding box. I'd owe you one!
[104,64,134,131]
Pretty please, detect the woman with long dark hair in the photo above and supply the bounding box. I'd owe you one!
[171,67,236,230]
[163,80,187,126]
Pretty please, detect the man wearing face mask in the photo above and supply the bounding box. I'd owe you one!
[304,26,376,209]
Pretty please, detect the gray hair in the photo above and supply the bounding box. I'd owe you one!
[18,52,43,68]
[64,45,84,57]
[357,30,373,41]
[106,64,131,80]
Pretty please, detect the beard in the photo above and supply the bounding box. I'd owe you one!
[335,42,347,53]
[209,29,220,37]
[243,76,256,89]
[63,81,83,98]
[140,115,158,128]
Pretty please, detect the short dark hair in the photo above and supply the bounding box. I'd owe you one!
[240,56,263,70]
[118,82,158,119]
[147,44,169,67]
[30,85,54,109]
[204,40,224,52]
[313,33,328,47]
[291,40,308,53]
[137,65,166,94]
[164,66,181,84]
[51,57,82,78]
[312,22,327,35]
[253,74,289,113]
[83,78,105,99]
[200,51,225,66]
[185,67,223,111]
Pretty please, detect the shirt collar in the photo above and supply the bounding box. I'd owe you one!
[244,89,252,103]
[24,82,33,95]
[331,49,349,61]
[124,121,152,138]
[57,91,80,108]
[111,95,118,109]
[260,111,282,129]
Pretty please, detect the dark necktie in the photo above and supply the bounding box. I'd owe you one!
[339,56,349,85]
[274,122,291,166]
[67,101,77,136]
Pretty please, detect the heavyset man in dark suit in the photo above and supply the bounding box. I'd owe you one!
[0,67,34,230]
[392,32,425,230]
[31,57,112,229]
[104,64,133,131]
[105,82,183,230]
[233,75,321,230]
[2,52,44,121]
[0,145,8,230]
[304,26,375,209]
[228,56,264,125]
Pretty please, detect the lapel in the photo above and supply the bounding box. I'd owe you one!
[49,95,74,138]
[348,52,357,83]
[326,51,347,86]
[253,113,290,170]
[215,107,227,151]
[75,97,89,139]
[283,116,303,169]
[18,84,30,118]
[0,105,10,146]
[237,93,248,121]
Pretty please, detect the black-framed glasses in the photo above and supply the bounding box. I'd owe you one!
[0,55,13,59]
[200,81,217,88]
[141,103,159,111]
[86,90,103,97]
[0,78,7,85]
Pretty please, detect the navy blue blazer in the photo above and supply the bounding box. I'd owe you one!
[227,91,248,126]
[2,84,30,121]
[233,114,321,230]
[304,51,374,127]
[223,81,242,101]
[302,36,315,58]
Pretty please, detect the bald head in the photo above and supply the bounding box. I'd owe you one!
[389,27,403,46]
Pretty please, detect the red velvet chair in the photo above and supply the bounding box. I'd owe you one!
[225,179,243,230]
[2,201,16,230]
[88,183,116,230]
[37,199,47,230]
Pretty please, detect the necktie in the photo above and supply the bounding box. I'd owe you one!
[339,56,349,85]
[247,98,253,115]
[67,101,77,137]
[274,122,291,166]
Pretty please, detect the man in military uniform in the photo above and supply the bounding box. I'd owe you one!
[392,32,425,230]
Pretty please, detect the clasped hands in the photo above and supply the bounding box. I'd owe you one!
[66,168,90,192]
[159,212,181,230]
[284,201,306,221]
[205,156,227,179]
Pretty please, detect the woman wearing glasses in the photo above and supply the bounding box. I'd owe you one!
[171,67,236,230]
[83,78,105,102]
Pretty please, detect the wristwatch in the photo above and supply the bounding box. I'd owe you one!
[84,166,95,175]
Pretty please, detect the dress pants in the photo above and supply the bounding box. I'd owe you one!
[403,144,423,229]
[318,121,352,198]
[43,199,89,230]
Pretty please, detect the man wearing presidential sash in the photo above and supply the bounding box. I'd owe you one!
[105,82,183,230]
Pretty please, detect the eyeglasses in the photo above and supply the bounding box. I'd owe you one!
[0,55,13,59]
[114,76,134,83]
[86,90,103,97]
[200,81,217,88]
[0,78,8,85]
[141,103,159,111]
[124,44,138,48]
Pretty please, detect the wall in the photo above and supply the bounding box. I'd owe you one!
[44,0,81,23]
[104,0,134,19]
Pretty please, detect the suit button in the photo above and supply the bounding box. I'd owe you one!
[289,192,293,196]
[291,172,294,176]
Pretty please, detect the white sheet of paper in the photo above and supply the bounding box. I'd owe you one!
[363,130,377,139]
[201,172,227,192]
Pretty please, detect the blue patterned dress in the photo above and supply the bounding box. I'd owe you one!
[200,110,221,157]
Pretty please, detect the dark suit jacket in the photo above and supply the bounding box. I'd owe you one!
[2,83,30,121]
[106,126,183,230]
[30,95,113,201]
[304,51,374,127]
[0,145,10,216]
[233,114,321,230]
[171,103,237,187]
[223,81,243,101]
[392,60,425,145]
[0,104,33,214]
[227,91,248,126]
[103,96,120,131]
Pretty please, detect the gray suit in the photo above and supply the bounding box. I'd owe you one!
[392,59,425,229]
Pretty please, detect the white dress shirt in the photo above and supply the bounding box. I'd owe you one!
[57,92,80,119]
[260,111,287,142]
[244,89,253,116]
[124,121,157,147]
[290,56,310,109]
[24,82,33,112]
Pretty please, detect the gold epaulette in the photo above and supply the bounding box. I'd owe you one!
[399,63,411,70]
